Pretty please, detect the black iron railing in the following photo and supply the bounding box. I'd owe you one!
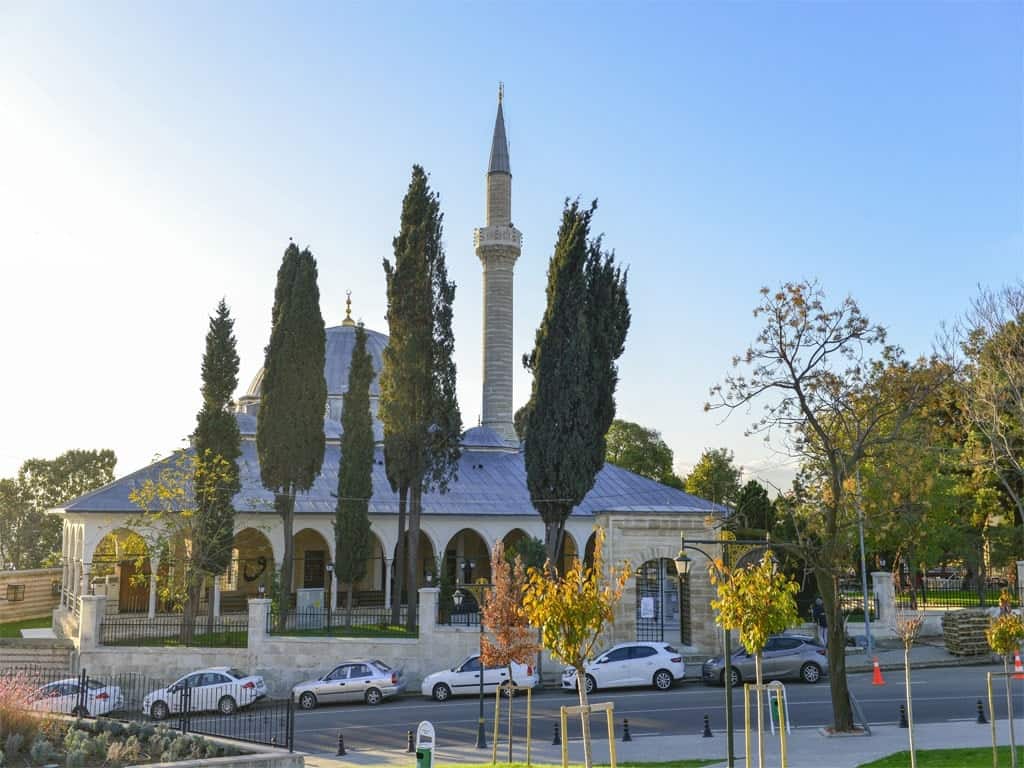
[101,615,248,648]
[266,606,415,637]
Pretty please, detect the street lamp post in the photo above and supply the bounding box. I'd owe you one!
[455,559,488,749]
[674,532,777,768]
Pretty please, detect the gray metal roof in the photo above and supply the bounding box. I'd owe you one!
[461,426,516,449]
[61,438,724,518]
[245,324,389,399]
[488,101,510,175]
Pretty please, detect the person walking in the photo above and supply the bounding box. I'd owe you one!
[812,597,828,647]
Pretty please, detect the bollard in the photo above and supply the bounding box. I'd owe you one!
[899,704,908,729]
[552,722,561,746]
[407,730,415,753]
[702,714,713,738]
[337,731,347,756]
[622,718,632,742]
[977,700,988,725]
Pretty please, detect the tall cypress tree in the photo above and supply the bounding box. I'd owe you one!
[380,165,462,630]
[521,200,630,567]
[193,298,242,628]
[335,323,375,623]
[257,243,327,616]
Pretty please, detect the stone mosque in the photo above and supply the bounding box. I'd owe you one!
[52,90,726,652]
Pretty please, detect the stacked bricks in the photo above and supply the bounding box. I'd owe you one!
[942,609,993,656]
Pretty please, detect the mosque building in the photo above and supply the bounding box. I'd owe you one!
[52,90,725,651]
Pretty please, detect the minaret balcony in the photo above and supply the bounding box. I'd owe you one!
[474,225,522,250]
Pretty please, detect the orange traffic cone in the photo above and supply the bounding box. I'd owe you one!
[1013,651,1024,680]
[872,657,885,686]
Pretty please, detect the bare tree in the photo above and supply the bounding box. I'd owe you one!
[707,280,947,731]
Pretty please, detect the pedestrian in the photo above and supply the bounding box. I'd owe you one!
[812,597,828,647]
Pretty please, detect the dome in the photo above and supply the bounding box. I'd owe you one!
[244,324,389,399]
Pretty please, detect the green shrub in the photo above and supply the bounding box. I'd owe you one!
[65,747,86,768]
[29,735,57,764]
[4,732,24,761]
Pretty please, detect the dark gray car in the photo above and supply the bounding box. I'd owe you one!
[701,634,828,686]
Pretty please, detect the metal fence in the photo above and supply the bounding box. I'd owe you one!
[895,576,1016,610]
[101,614,248,648]
[267,606,415,637]
[0,665,293,750]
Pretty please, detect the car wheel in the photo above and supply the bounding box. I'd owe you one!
[722,668,741,687]
[800,663,822,684]
[653,669,673,690]
[71,705,88,718]
[584,675,597,695]
[365,687,383,705]
[218,695,238,715]
[150,700,169,721]
[298,691,318,710]
[432,683,451,702]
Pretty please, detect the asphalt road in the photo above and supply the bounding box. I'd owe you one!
[287,664,1019,755]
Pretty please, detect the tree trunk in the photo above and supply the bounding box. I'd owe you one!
[817,569,855,731]
[575,665,594,768]
[181,573,201,645]
[278,491,295,625]
[205,571,217,634]
[755,652,765,768]
[507,665,514,764]
[544,522,564,576]
[1005,656,1018,768]
[390,487,407,626]
[904,645,916,768]
[406,485,422,633]
[345,585,353,627]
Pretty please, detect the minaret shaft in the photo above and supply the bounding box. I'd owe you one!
[474,89,521,442]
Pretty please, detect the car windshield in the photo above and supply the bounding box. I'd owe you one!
[85,679,105,690]
[226,669,248,680]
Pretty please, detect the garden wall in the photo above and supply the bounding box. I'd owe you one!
[0,567,61,623]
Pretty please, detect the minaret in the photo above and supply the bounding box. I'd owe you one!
[474,84,522,443]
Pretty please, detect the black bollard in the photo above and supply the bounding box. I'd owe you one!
[552,723,561,746]
[977,700,988,725]
[337,731,347,756]
[622,718,632,742]
[899,704,908,729]
[407,730,415,753]
[702,714,713,738]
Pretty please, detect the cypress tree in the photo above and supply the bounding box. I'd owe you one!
[380,165,462,630]
[257,243,327,616]
[335,323,375,624]
[521,200,630,567]
[193,298,242,629]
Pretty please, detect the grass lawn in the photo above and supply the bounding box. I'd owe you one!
[857,746,1024,767]
[270,624,417,639]
[437,762,719,768]
[0,616,52,638]
[105,629,248,648]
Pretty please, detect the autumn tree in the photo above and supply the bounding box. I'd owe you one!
[521,201,630,566]
[257,243,327,617]
[708,281,947,732]
[986,591,1024,763]
[684,448,741,506]
[711,552,799,768]
[604,419,682,488]
[521,527,629,768]
[481,540,540,763]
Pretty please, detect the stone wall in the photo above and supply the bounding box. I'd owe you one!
[0,567,61,623]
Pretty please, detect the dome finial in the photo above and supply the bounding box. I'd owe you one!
[498,81,503,105]
[342,290,355,326]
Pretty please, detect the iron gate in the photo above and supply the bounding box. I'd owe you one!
[636,560,665,641]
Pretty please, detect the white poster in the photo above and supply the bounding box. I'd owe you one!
[640,596,655,619]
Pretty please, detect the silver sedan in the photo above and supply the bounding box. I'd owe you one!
[702,635,828,686]
[292,659,405,709]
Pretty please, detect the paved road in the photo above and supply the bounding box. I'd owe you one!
[288,663,1020,755]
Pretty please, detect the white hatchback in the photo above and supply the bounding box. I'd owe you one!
[421,654,538,701]
[561,642,685,693]
[143,667,267,720]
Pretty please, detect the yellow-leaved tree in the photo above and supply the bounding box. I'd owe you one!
[711,551,799,768]
[521,527,628,768]
[986,590,1024,764]
[481,540,540,763]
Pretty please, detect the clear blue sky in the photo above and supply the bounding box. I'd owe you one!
[1,2,1021,490]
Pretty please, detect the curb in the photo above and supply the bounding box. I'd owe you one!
[848,656,996,673]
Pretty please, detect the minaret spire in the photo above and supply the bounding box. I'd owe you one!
[342,290,355,327]
[474,87,522,443]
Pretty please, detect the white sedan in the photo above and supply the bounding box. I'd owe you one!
[562,642,685,693]
[421,655,538,701]
[143,667,267,720]
[30,678,124,717]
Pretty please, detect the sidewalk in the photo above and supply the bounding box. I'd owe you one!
[842,637,998,674]
[304,718,1017,768]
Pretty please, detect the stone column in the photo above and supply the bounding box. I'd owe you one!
[213,576,221,618]
[147,558,160,619]
[418,587,439,635]
[248,598,271,651]
[80,562,91,598]
[384,559,393,610]
[872,571,896,625]
[330,572,338,612]
[78,594,106,651]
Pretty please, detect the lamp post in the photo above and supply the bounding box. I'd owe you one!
[325,563,334,632]
[674,532,778,768]
[455,560,488,749]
